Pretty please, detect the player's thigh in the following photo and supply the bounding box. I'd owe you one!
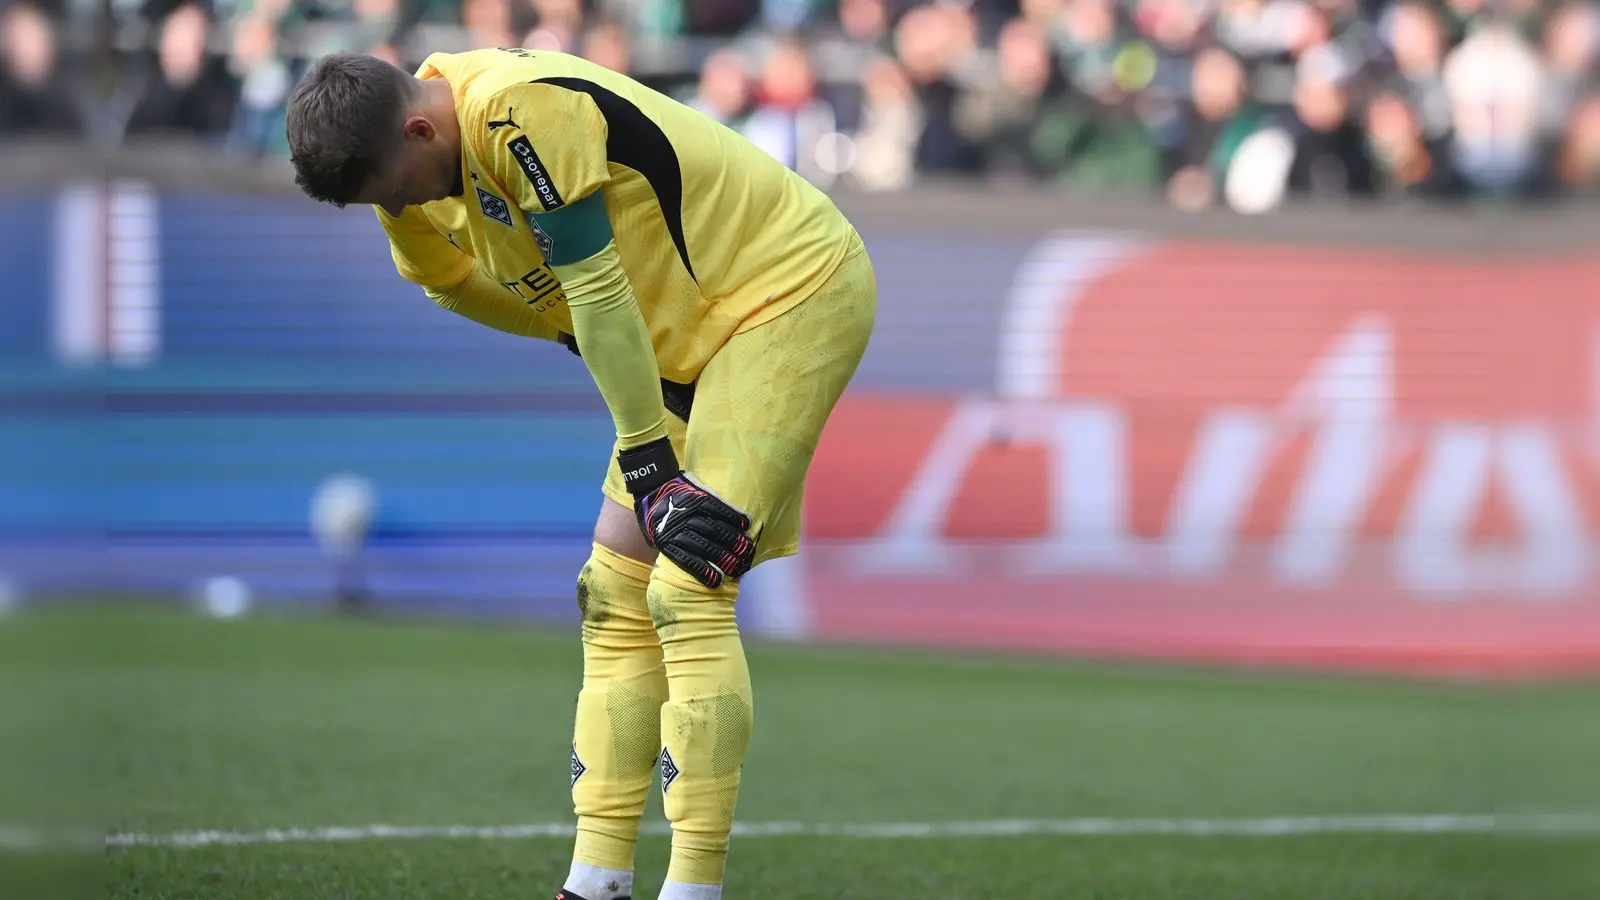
[592,497,653,564]
[597,411,690,564]
[684,247,877,565]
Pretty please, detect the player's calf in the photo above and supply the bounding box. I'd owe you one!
[646,564,753,900]
[565,544,666,900]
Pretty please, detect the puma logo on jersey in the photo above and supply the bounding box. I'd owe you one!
[487,109,519,131]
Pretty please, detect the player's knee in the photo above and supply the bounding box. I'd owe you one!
[646,587,680,636]
[645,566,737,640]
[574,560,608,636]
[576,542,658,647]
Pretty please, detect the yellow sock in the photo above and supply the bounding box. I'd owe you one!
[570,543,667,873]
[648,563,753,887]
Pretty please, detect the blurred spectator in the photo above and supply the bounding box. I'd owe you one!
[121,2,239,139]
[1540,1,1599,137]
[225,13,293,158]
[624,0,685,37]
[760,0,815,33]
[1442,19,1545,194]
[1313,0,1370,53]
[1282,43,1374,197]
[684,0,761,36]
[1213,0,1327,62]
[1440,0,1487,42]
[350,0,403,49]
[1166,46,1262,209]
[368,42,403,65]
[463,0,517,49]
[53,0,1597,209]
[1549,90,1600,192]
[1365,87,1466,197]
[955,18,1057,176]
[1134,0,1208,58]
[849,55,922,189]
[690,45,755,125]
[957,16,1162,188]
[1381,0,1453,140]
[580,18,631,72]
[0,2,83,136]
[524,0,583,51]
[838,0,892,51]
[1055,0,1125,102]
[743,38,834,176]
[895,2,984,173]
[1016,0,1059,29]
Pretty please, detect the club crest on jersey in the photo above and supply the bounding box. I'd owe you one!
[477,187,513,227]
[660,747,680,794]
[570,745,586,787]
[526,214,556,260]
[508,135,564,211]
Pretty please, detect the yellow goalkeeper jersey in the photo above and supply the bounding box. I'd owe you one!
[377,48,859,384]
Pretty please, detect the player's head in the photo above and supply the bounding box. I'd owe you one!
[286,52,459,214]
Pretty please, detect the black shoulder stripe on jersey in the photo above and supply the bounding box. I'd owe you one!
[531,77,696,284]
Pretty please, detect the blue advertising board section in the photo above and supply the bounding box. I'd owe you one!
[0,194,51,365]
[0,187,1031,619]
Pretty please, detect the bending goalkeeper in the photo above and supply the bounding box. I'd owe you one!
[286,47,876,900]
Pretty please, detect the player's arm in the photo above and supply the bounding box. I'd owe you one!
[478,84,668,451]
[376,205,561,342]
[426,268,562,341]
[480,84,753,587]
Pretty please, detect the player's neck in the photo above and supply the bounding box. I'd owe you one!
[418,77,462,161]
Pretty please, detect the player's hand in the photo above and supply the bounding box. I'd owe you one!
[616,438,755,589]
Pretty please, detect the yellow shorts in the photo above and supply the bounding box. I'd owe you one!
[602,235,876,568]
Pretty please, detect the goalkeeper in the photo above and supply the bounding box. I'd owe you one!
[286,47,875,900]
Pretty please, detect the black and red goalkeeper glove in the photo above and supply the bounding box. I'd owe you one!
[617,437,755,589]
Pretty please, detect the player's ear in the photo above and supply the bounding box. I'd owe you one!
[402,115,436,141]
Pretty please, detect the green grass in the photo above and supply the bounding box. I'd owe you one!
[3,606,1597,898]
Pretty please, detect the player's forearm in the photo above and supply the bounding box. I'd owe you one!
[556,242,669,450]
[424,267,561,342]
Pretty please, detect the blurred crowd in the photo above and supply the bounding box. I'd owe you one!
[2,0,1597,207]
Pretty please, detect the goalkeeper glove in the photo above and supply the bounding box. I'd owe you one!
[616,437,755,589]
[559,332,694,422]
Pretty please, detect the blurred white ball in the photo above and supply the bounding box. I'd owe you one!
[814,132,857,176]
[201,576,252,619]
[310,474,377,555]
[1224,127,1296,215]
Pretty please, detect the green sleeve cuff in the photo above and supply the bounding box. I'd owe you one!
[526,190,613,266]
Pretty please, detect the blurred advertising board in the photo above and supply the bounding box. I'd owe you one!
[766,239,1600,676]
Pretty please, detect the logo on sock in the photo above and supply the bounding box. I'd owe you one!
[571,745,587,787]
[660,747,680,794]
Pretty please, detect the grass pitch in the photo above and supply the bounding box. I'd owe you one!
[3,606,1597,899]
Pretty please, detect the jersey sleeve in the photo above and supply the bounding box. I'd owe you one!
[425,267,562,344]
[473,82,611,213]
[375,206,475,288]
[560,241,668,450]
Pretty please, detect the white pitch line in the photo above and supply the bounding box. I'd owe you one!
[77,814,1600,850]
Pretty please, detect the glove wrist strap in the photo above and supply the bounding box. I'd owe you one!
[616,437,678,499]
